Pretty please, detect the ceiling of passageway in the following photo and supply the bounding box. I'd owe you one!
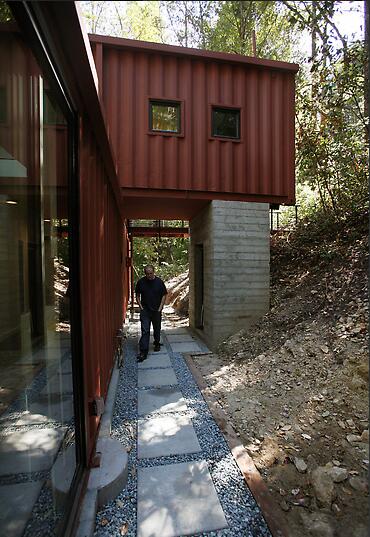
[121,195,210,220]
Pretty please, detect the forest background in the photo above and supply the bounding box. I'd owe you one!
[80,0,368,282]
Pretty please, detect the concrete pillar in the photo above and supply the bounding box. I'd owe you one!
[189,200,270,349]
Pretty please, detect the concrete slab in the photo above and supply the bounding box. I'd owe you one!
[99,366,120,437]
[162,328,189,335]
[0,481,43,537]
[51,444,76,509]
[75,488,98,537]
[165,334,196,343]
[138,388,188,416]
[169,342,202,353]
[29,395,74,423]
[138,369,177,388]
[137,461,228,537]
[88,437,128,508]
[146,349,168,357]
[138,355,172,369]
[0,427,66,474]
[137,414,201,459]
[13,411,52,426]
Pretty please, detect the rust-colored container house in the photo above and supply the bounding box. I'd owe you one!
[90,35,298,220]
[0,2,298,535]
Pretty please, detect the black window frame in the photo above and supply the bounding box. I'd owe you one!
[211,106,241,140]
[8,3,87,537]
[0,86,7,123]
[149,99,181,134]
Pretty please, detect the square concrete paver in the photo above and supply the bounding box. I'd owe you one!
[30,395,74,423]
[13,411,52,426]
[137,460,228,537]
[138,369,177,388]
[138,355,172,369]
[146,350,169,358]
[0,481,43,537]
[138,388,188,416]
[170,341,202,353]
[165,334,196,343]
[163,328,189,335]
[137,414,201,459]
[0,427,66,474]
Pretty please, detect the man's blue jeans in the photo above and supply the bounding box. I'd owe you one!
[139,308,161,354]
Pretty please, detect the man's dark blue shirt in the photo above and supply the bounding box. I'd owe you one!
[135,276,167,312]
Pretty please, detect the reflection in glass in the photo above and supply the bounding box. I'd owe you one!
[150,100,180,133]
[0,13,77,537]
[212,107,240,139]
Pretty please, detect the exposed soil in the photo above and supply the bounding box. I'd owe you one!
[191,214,369,537]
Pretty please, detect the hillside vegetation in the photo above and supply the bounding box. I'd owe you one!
[193,211,369,537]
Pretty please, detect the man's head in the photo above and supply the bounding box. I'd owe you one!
[144,265,155,280]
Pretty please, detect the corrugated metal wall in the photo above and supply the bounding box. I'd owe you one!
[79,117,125,457]
[92,41,296,204]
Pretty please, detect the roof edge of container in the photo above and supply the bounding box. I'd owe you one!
[88,33,299,73]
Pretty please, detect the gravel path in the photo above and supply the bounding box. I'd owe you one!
[94,321,271,537]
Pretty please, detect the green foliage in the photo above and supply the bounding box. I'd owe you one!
[205,1,297,60]
[277,183,319,228]
[163,1,216,48]
[125,1,165,42]
[0,1,12,22]
[80,0,165,41]
[133,235,189,284]
[296,42,368,220]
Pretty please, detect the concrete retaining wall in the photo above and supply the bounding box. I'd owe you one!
[189,200,270,349]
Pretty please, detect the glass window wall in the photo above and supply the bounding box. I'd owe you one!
[0,7,78,536]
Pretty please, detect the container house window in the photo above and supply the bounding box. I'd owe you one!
[212,107,240,139]
[149,100,181,133]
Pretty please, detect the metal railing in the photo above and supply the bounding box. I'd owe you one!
[270,205,299,232]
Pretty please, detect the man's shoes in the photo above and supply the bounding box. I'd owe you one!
[137,352,147,362]
[154,343,161,352]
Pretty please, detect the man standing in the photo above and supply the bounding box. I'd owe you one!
[135,265,167,362]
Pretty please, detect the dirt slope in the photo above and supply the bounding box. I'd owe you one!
[193,214,369,537]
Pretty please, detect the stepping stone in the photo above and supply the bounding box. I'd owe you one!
[138,388,187,416]
[166,334,196,343]
[137,460,228,537]
[138,369,177,388]
[0,427,67,474]
[138,355,172,369]
[30,394,74,423]
[163,328,189,335]
[87,437,128,508]
[170,342,202,353]
[146,350,168,357]
[13,411,52,426]
[0,481,43,537]
[137,414,201,459]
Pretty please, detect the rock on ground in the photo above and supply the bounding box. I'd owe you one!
[192,218,369,537]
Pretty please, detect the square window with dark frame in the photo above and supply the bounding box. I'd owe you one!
[149,100,181,134]
[212,107,240,139]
